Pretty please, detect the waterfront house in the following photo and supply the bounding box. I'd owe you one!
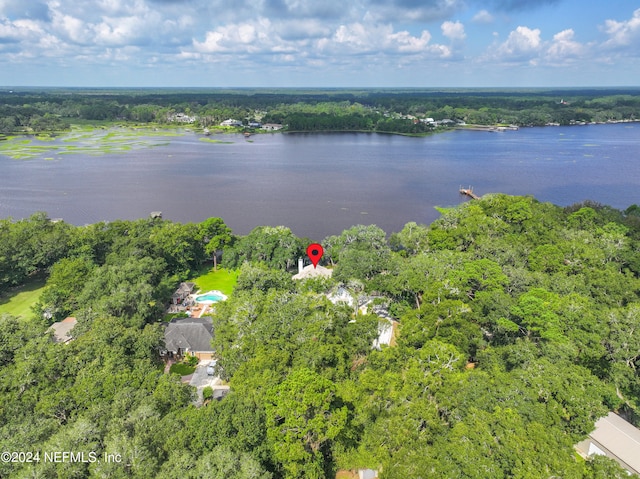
[220,119,243,127]
[292,258,332,280]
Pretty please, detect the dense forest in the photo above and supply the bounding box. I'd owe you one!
[1,194,640,477]
[1,88,639,136]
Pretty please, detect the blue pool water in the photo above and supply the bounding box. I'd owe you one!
[195,293,224,303]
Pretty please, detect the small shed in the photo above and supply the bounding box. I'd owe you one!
[171,282,195,305]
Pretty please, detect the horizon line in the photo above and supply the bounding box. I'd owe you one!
[2,85,640,91]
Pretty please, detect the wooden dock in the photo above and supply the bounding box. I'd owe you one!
[459,186,480,200]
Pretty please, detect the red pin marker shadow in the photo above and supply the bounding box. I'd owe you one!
[306,243,324,268]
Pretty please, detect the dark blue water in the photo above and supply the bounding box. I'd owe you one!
[0,123,638,239]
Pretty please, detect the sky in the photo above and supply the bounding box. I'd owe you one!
[0,0,639,87]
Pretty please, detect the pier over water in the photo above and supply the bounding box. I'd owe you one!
[459,186,480,200]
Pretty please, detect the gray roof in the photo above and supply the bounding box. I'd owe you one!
[49,317,77,343]
[164,317,214,353]
[175,282,195,295]
[590,412,640,474]
[359,470,378,479]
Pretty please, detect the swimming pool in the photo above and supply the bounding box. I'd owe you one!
[194,291,227,303]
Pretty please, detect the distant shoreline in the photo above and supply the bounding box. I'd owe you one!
[4,117,637,143]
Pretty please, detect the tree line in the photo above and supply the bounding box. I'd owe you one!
[1,88,639,135]
[1,195,640,477]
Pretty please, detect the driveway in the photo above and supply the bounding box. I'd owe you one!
[189,361,226,406]
[189,362,217,389]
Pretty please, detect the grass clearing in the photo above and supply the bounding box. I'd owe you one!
[191,267,238,296]
[0,280,46,318]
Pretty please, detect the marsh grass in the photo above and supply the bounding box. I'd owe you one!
[0,126,186,160]
[199,137,234,144]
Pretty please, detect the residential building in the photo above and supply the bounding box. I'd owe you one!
[220,119,243,127]
[49,317,77,344]
[575,412,640,475]
[171,282,195,305]
[262,123,283,131]
[162,317,214,361]
[292,258,332,280]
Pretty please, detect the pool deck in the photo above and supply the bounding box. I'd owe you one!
[193,290,228,304]
[188,290,228,318]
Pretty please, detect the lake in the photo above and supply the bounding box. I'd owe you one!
[0,123,638,239]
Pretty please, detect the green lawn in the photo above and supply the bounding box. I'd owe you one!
[169,363,196,376]
[0,280,46,318]
[191,267,238,296]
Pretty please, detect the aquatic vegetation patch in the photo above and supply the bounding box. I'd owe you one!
[199,137,234,144]
[0,127,185,160]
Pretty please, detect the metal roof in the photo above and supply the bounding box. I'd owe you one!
[590,412,640,474]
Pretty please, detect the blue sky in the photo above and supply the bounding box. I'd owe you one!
[0,0,639,87]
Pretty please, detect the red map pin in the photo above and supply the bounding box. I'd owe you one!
[306,243,324,268]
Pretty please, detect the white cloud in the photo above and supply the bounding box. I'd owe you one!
[333,22,374,50]
[472,9,493,24]
[1,0,638,86]
[494,26,542,62]
[484,25,590,67]
[191,18,452,61]
[0,18,64,59]
[94,16,146,46]
[546,29,585,63]
[275,19,332,41]
[441,20,465,41]
[602,8,640,49]
[193,18,275,54]
[0,18,38,43]
[52,13,92,44]
[326,22,451,57]
[389,30,436,53]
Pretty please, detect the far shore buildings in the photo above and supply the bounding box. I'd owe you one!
[167,112,196,123]
[220,119,243,127]
[575,412,640,475]
[261,123,283,131]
